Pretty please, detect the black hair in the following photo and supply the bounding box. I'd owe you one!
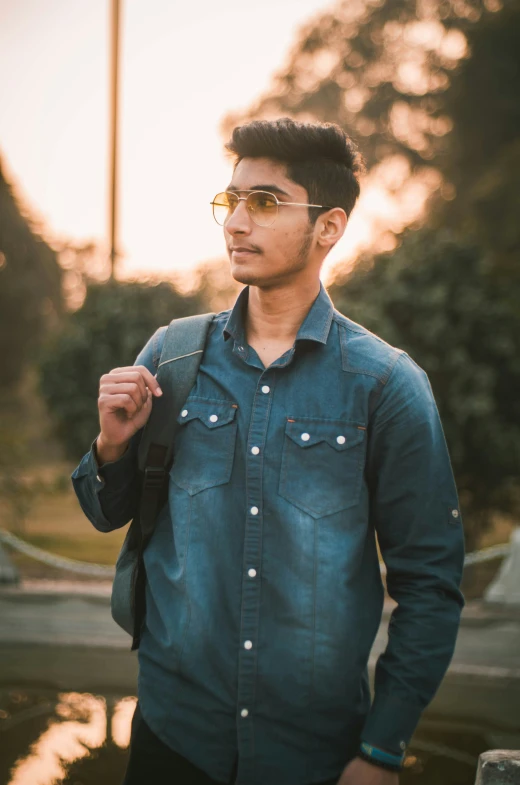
[225,117,365,222]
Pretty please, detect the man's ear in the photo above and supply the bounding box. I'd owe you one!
[316,208,347,252]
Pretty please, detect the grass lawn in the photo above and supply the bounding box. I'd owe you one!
[1,487,127,563]
[0,481,127,581]
[0,373,129,578]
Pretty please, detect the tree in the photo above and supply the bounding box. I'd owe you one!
[329,229,520,548]
[430,0,520,270]
[223,0,500,171]
[222,0,520,255]
[38,280,205,460]
[0,157,63,388]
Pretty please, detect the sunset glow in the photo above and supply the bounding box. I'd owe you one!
[0,0,458,287]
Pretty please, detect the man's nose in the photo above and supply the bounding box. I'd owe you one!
[225,199,252,234]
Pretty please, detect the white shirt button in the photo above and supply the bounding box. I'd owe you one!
[181,409,188,417]
[261,385,270,394]
[251,446,260,455]
[336,435,346,445]
[301,432,310,442]
[452,509,459,518]
[237,345,245,352]
[400,741,406,750]
[250,506,259,516]
[209,414,218,423]
[248,568,257,578]
[244,640,253,650]
[240,708,249,717]
[96,474,102,483]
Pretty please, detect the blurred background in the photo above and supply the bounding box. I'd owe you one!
[0,0,519,783]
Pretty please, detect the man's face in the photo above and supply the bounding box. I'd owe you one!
[223,157,319,288]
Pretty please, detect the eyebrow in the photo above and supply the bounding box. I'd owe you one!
[225,184,291,198]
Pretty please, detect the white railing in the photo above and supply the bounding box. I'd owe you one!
[0,529,115,578]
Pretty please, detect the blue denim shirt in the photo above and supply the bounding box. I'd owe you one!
[72,284,465,785]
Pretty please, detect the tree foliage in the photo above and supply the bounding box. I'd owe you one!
[38,280,206,460]
[223,0,501,170]
[0,158,63,388]
[329,229,520,548]
[431,0,520,267]
[224,0,520,253]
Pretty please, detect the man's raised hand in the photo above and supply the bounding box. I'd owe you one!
[96,365,163,465]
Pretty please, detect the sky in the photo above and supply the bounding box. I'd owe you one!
[0,0,348,282]
[0,0,443,286]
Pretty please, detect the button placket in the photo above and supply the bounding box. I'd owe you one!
[236,374,274,764]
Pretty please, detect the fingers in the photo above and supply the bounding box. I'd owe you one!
[99,382,148,410]
[100,366,163,399]
[100,388,154,417]
[99,392,141,418]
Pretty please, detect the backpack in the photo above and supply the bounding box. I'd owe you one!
[111,312,215,649]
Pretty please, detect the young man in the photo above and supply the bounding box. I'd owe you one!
[72,118,465,785]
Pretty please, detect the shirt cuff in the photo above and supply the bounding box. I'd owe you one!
[361,691,424,758]
[72,438,136,489]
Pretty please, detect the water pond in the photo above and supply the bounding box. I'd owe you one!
[1,687,519,785]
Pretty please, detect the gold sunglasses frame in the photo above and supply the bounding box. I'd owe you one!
[210,190,333,227]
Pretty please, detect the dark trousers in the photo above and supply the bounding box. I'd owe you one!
[122,704,339,785]
[123,703,228,784]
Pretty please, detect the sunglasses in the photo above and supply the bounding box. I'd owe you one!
[210,190,333,227]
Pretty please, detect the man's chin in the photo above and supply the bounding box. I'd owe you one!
[229,262,265,287]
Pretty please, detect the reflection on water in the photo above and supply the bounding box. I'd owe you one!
[8,693,108,785]
[0,688,518,785]
[111,697,137,750]
[0,690,136,785]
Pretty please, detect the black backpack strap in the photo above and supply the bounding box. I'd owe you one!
[131,312,215,648]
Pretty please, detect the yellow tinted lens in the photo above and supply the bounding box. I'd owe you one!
[248,192,278,226]
[212,192,238,225]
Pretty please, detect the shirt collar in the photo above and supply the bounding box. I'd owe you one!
[223,286,249,344]
[223,283,334,346]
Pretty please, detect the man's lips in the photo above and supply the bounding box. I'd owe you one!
[229,246,259,254]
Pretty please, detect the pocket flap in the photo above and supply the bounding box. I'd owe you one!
[285,419,365,451]
[177,398,238,428]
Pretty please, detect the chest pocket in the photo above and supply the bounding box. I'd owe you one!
[170,398,238,495]
[279,418,367,518]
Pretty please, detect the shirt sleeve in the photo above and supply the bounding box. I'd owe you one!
[360,351,465,757]
[70,326,166,532]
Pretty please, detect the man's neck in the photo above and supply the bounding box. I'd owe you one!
[245,280,321,346]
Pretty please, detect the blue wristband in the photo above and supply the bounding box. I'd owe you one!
[360,742,404,769]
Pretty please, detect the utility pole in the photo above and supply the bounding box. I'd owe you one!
[108,0,121,280]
